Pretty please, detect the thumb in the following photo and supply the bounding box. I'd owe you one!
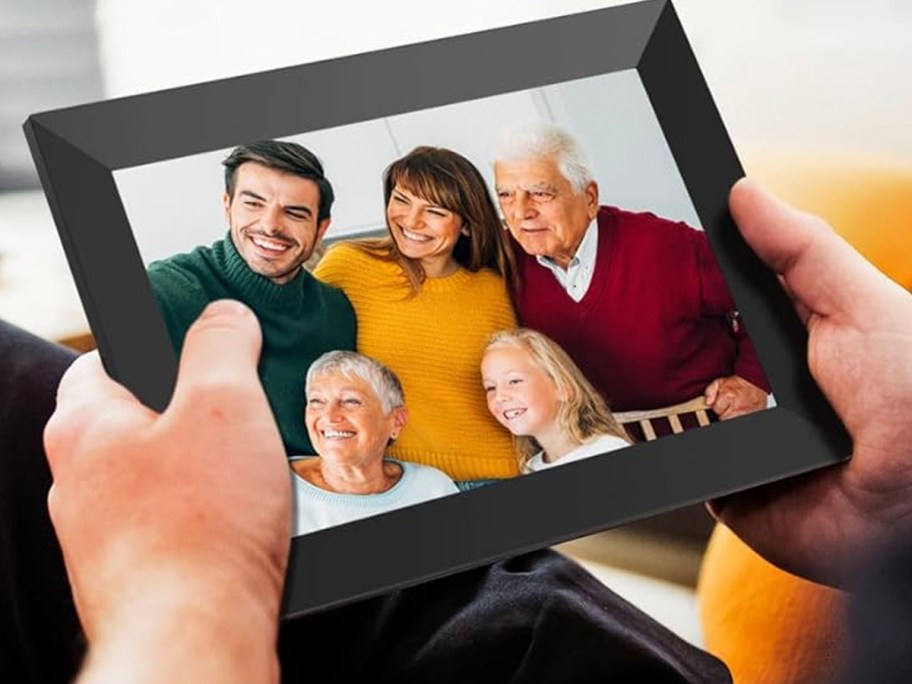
[704,378,720,406]
[729,178,897,324]
[168,300,267,413]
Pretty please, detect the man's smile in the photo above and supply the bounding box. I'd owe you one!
[249,233,294,254]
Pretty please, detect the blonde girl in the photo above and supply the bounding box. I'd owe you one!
[481,328,631,472]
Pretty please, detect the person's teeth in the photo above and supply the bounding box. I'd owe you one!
[322,429,355,439]
[252,235,289,251]
[402,228,431,242]
[504,408,526,420]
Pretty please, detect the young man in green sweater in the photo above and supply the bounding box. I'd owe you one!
[147,140,356,456]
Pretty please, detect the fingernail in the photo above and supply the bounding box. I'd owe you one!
[199,299,250,319]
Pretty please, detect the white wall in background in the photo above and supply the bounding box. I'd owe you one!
[94,0,912,163]
[116,70,699,265]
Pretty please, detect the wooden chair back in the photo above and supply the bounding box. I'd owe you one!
[57,331,96,354]
[613,396,710,442]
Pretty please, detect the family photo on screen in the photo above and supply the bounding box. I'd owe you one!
[139,114,770,537]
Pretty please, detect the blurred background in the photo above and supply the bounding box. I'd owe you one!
[1,0,910,676]
[3,0,910,337]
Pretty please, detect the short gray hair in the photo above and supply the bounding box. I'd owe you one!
[305,351,404,413]
[493,120,594,192]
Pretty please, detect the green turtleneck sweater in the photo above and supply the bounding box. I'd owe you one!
[147,235,356,455]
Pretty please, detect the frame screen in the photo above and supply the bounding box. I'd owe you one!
[25,0,849,617]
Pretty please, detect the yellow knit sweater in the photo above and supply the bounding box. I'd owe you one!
[314,243,520,481]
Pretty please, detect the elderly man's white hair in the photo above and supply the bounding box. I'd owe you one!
[493,121,594,192]
[306,350,405,414]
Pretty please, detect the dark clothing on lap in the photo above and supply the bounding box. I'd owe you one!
[280,550,731,683]
[0,319,730,684]
[841,535,912,684]
[0,321,82,682]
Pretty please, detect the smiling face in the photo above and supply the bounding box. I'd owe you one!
[386,183,465,277]
[223,162,331,284]
[494,155,599,268]
[305,371,407,467]
[481,345,564,439]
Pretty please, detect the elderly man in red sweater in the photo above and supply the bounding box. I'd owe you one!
[493,121,769,422]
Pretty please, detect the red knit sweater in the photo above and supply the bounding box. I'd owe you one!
[511,206,770,412]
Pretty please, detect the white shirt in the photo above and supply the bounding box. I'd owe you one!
[290,458,459,537]
[523,433,630,473]
[535,219,598,303]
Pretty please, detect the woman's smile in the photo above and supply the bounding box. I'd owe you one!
[399,227,433,243]
[320,428,356,440]
[387,184,465,277]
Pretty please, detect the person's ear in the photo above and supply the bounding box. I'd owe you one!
[222,191,231,222]
[584,180,599,220]
[315,218,332,244]
[389,406,408,440]
[555,380,574,404]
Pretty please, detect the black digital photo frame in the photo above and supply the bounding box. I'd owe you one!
[25,0,850,618]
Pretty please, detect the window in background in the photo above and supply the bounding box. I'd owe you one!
[0,0,103,191]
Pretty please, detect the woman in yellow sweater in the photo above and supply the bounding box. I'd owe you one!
[313,146,519,489]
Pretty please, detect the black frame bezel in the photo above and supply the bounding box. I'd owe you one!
[25,0,849,618]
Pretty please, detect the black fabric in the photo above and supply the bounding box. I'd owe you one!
[279,550,731,683]
[0,319,730,683]
[0,321,82,682]
[841,534,912,684]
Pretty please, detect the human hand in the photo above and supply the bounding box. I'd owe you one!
[44,300,291,684]
[709,179,912,588]
[703,374,768,420]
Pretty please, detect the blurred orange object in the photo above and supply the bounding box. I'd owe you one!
[744,150,912,290]
[698,524,849,684]
[697,151,912,683]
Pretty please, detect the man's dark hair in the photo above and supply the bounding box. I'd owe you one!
[222,140,335,221]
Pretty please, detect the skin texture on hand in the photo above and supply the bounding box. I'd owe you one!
[44,300,291,684]
[703,374,768,419]
[710,178,912,589]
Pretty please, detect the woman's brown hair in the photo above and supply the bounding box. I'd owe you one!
[348,146,517,292]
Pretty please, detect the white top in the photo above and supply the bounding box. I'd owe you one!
[523,433,630,473]
[534,219,598,303]
[291,457,459,536]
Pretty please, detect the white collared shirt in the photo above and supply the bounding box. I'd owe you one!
[535,219,598,302]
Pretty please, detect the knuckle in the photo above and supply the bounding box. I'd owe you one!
[174,375,261,419]
[46,486,63,526]
[808,215,835,235]
[46,485,56,513]
[43,407,86,472]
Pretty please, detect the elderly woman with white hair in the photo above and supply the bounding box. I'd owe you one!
[291,350,458,536]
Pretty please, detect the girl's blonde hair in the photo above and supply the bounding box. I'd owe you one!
[485,328,630,469]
